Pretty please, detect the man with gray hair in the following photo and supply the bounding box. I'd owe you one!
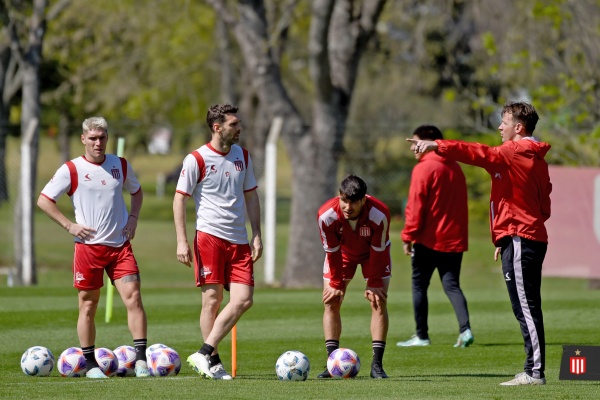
[38,117,150,378]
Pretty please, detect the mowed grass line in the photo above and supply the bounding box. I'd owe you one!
[1,280,600,399]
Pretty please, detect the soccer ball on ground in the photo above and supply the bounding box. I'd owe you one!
[327,348,360,379]
[114,345,137,377]
[147,346,181,377]
[275,350,310,381]
[94,347,118,377]
[21,346,54,377]
[145,343,168,361]
[57,347,87,377]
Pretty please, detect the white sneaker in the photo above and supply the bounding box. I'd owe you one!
[86,367,108,379]
[134,360,150,377]
[454,329,474,348]
[500,372,546,386]
[187,353,214,378]
[396,335,431,347]
[210,362,233,380]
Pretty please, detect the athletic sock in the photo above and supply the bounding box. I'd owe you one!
[372,340,386,364]
[133,339,147,362]
[82,345,99,369]
[209,354,222,367]
[325,340,339,357]
[199,343,215,357]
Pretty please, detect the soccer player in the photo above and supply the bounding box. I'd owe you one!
[173,104,262,380]
[317,175,391,379]
[397,125,473,348]
[37,117,149,379]
[407,101,551,386]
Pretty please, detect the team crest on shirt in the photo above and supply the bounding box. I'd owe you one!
[111,168,121,180]
[359,226,371,237]
[234,160,244,171]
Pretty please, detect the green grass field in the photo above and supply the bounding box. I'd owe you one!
[1,136,600,398]
[1,215,600,399]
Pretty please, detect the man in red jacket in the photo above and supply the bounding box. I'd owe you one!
[397,125,472,349]
[317,175,392,379]
[408,101,552,386]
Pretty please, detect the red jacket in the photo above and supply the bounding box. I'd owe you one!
[317,195,391,289]
[402,152,468,252]
[436,138,552,245]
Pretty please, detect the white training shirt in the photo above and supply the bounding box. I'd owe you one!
[175,143,257,244]
[40,154,141,247]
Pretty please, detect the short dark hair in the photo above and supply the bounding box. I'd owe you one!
[502,101,539,134]
[412,125,443,141]
[339,175,367,201]
[206,104,239,133]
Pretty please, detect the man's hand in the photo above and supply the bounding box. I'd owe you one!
[122,215,138,240]
[251,234,263,262]
[406,138,438,154]
[403,241,413,255]
[365,286,387,310]
[494,247,501,261]
[176,241,193,267]
[68,223,96,241]
[323,285,344,304]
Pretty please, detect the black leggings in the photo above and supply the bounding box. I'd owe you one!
[411,243,470,339]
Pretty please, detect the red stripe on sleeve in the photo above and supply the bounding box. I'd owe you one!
[65,161,78,196]
[191,151,206,183]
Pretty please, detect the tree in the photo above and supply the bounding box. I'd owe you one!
[207,0,386,287]
[1,0,69,285]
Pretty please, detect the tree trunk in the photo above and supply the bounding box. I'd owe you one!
[13,0,48,286]
[208,0,386,287]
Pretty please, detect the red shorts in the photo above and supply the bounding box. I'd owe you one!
[193,231,254,288]
[73,241,139,290]
[323,247,392,283]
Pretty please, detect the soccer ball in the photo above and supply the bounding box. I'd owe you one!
[94,347,118,377]
[327,348,360,379]
[114,345,137,377]
[21,346,54,377]
[58,347,87,377]
[275,350,310,381]
[147,346,181,377]
[145,343,168,361]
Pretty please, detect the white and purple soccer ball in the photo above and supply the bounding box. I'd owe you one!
[145,343,168,361]
[94,347,118,377]
[327,348,360,379]
[57,347,87,377]
[113,345,137,377]
[147,346,181,377]
[20,346,54,377]
[275,350,310,381]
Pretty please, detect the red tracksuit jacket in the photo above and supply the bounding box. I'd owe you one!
[402,152,468,252]
[436,138,552,245]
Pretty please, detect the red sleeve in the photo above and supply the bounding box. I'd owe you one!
[317,201,345,290]
[401,162,429,243]
[436,140,512,171]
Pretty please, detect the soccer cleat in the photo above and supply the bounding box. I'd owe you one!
[134,360,150,377]
[209,362,233,380]
[500,372,546,386]
[187,352,214,378]
[317,367,332,379]
[86,367,108,379]
[370,362,388,379]
[396,335,431,347]
[454,328,474,348]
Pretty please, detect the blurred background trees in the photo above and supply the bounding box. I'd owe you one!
[2,0,599,286]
